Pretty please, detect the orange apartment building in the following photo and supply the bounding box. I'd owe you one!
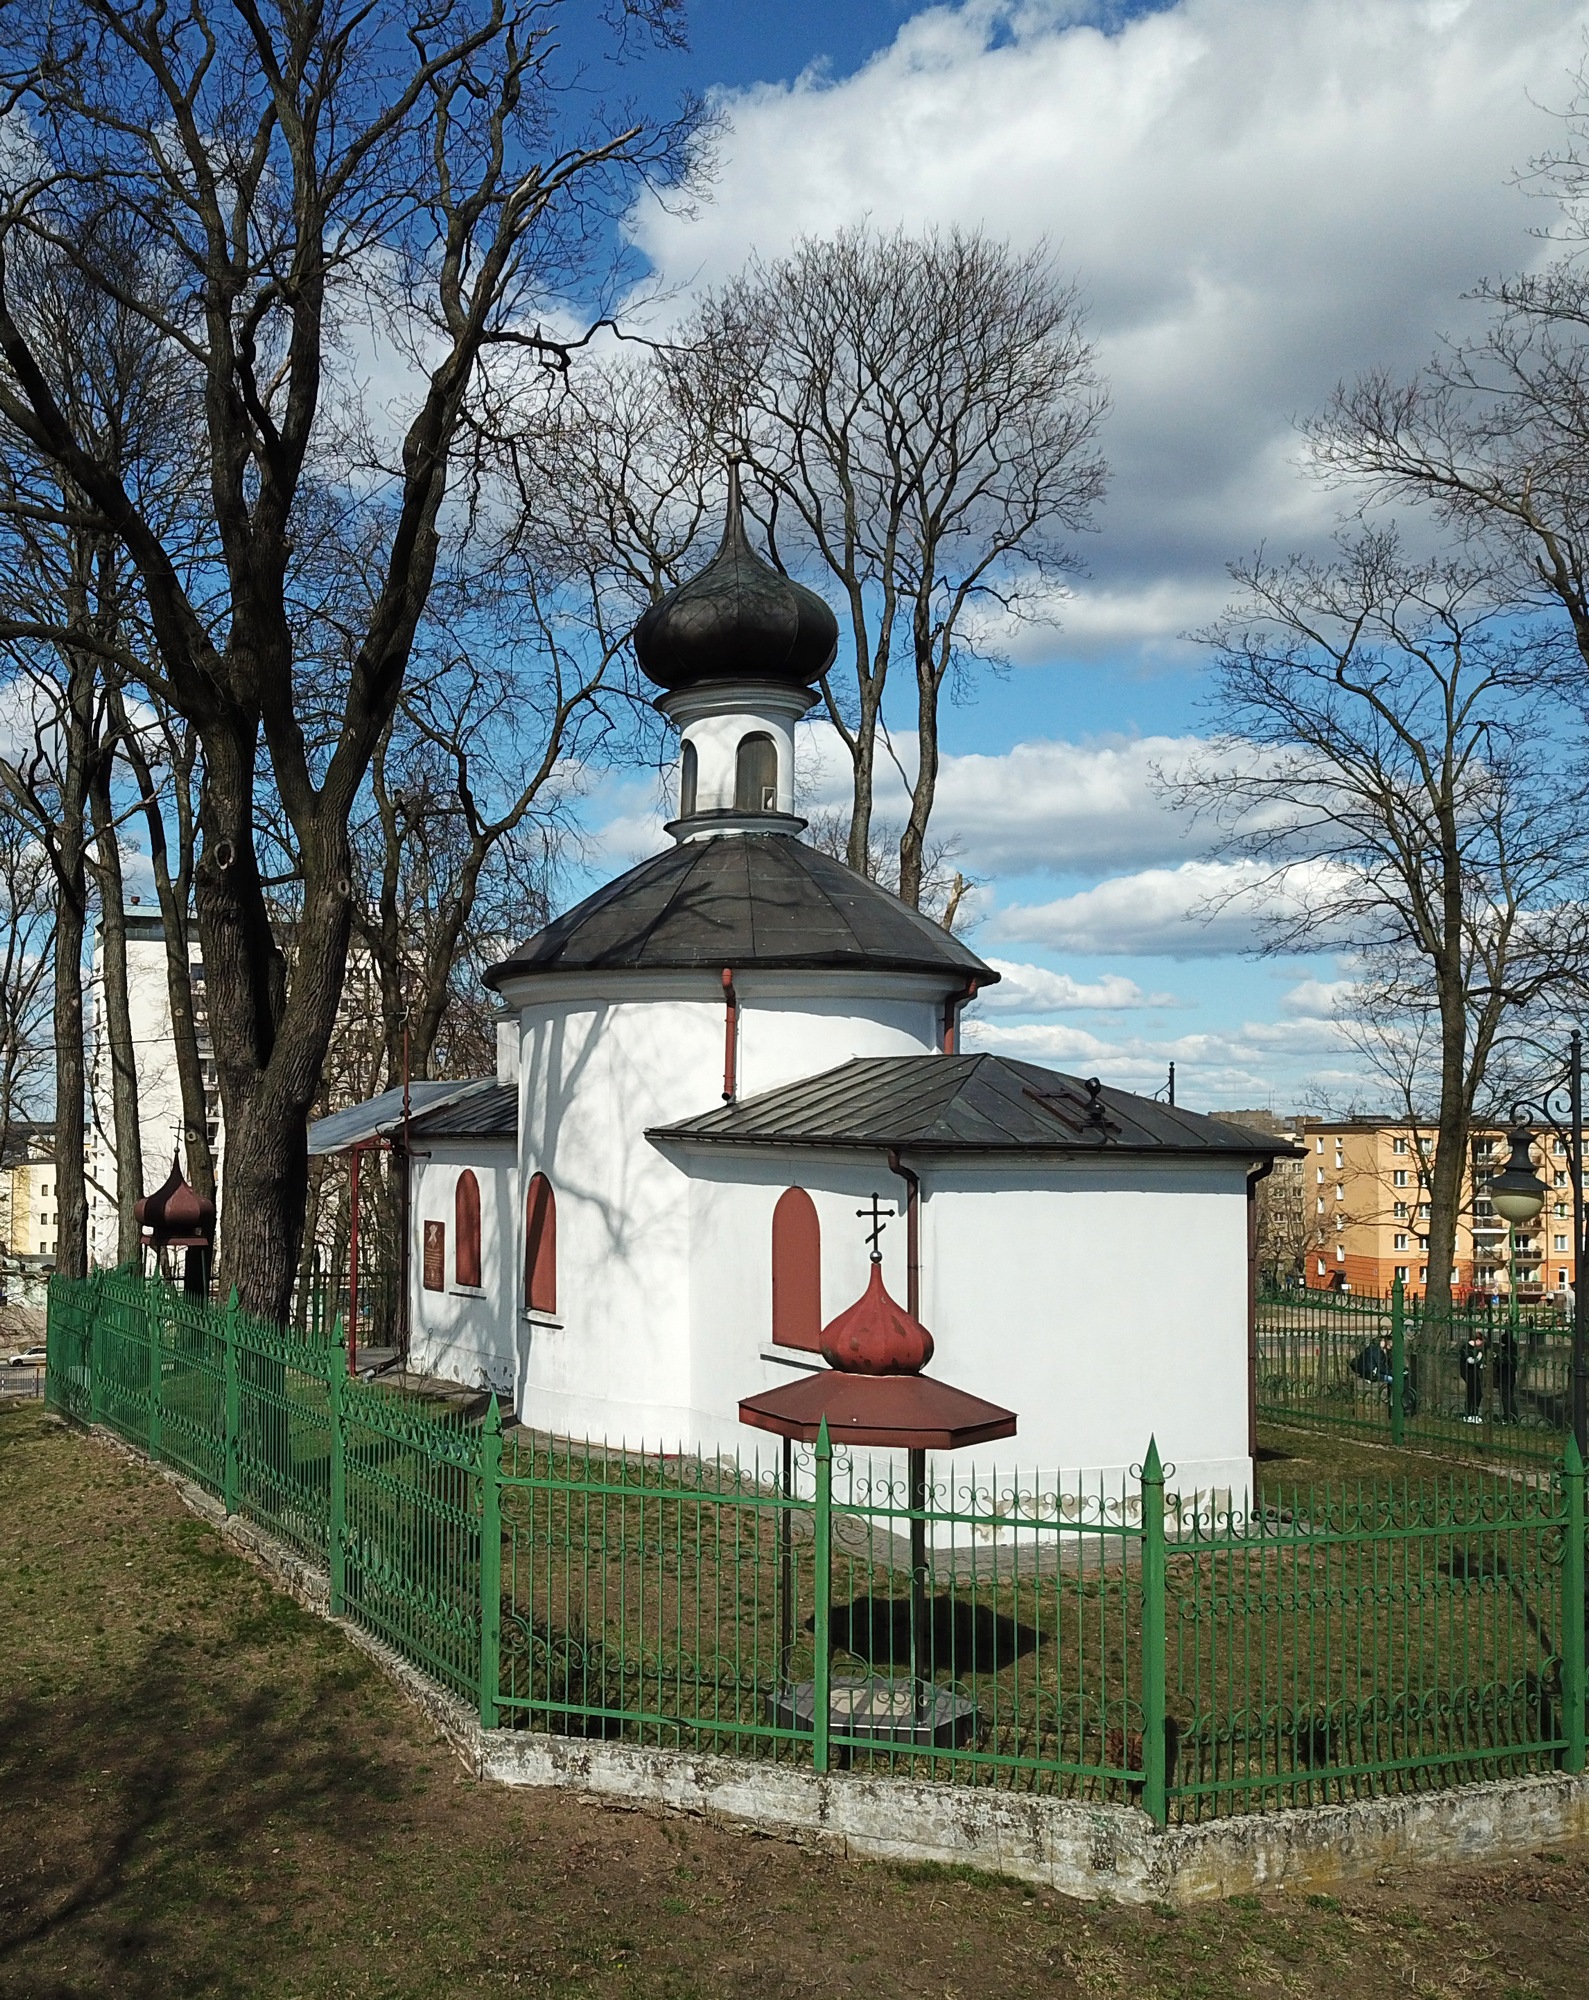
[1299,1118,1581,1303]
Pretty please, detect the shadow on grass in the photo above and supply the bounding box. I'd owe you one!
[0,1627,397,1999]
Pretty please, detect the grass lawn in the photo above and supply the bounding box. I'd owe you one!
[1253,1422,1552,1495]
[4,1405,1589,1999]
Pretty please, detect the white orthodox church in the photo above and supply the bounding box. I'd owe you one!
[314,477,1282,1498]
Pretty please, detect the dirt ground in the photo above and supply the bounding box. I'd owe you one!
[3,1404,1588,2000]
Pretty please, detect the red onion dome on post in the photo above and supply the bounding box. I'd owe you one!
[819,1257,934,1375]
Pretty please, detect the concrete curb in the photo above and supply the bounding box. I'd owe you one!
[81,1418,1589,1904]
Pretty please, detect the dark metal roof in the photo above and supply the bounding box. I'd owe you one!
[408,1083,518,1141]
[649,1054,1289,1158]
[485,834,994,988]
[308,1080,490,1156]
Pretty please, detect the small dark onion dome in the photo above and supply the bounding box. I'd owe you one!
[135,1151,216,1248]
[633,464,839,691]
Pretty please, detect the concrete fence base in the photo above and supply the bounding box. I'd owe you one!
[86,1418,1589,1906]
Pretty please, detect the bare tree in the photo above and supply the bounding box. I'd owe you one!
[1175,531,1589,1315]
[675,225,1107,905]
[0,0,695,1316]
[0,813,53,1164]
[1304,78,1589,684]
[85,746,143,1260]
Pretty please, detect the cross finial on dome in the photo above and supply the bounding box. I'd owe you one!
[856,1191,892,1263]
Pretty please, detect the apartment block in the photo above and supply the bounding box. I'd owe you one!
[0,1123,57,1260]
[1299,1117,1580,1302]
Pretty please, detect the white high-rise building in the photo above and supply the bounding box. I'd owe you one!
[88,908,222,1267]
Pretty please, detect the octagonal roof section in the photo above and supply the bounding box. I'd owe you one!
[484,835,996,989]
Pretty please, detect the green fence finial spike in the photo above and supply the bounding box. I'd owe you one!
[227,1285,239,1310]
[331,1315,346,1349]
[815,1415,831,1461]
[1142,1435,1163,1482]
[1566,1431,1585,1476]
[484,1393,502,1435]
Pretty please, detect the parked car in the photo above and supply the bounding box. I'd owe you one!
[6,1347,46,1367]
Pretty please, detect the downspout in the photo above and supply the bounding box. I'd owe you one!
[721,967,738,1103]
[941,978,979,1055]
[886,1148,921,1317]
[1246,1158,1274,1464]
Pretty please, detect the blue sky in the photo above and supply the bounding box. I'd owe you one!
[557,0,1589,1112]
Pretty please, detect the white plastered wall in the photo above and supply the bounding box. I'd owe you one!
[497,967,946,1446]
[407,1138,518,1398]
[669,1146,1256,1506]
[657,680,816,819]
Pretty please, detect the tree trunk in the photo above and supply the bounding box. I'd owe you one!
[898,613,943,911]
[88,761,143,1263]
[197,721,355,1321]
[51,858,88,1278]
[40,652,95,1278]
[1423,942,1471,1320]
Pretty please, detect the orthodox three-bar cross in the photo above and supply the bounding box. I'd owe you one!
[857,1192,894,1259]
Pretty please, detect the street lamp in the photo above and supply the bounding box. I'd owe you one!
[1496,1031,1587,1456]
[1490,1124,1546,1342]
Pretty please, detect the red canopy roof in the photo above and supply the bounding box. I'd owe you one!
[739,1368,1017,1451]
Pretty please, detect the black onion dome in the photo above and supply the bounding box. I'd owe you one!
[634,465,839,691]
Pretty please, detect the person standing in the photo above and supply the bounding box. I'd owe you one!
[1493,1321,1520,1424]
[1460,1324,1488,1424]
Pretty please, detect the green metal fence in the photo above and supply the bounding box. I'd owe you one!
[45,1272,1589,1826]
[1258,1280,1575,1467]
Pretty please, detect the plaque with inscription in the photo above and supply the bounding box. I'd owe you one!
[423,1219,445,1291]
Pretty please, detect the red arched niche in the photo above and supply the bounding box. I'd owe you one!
[455,1169,482,1289]
[771,1187,822,1350]
[524,1173,557,1315]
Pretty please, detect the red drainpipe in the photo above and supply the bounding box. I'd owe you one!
[941,977,979,1054]
[722,967,738,1102]
[886,1148,921,1317]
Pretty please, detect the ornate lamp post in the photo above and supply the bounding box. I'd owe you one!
[1493,1029,1586,1454]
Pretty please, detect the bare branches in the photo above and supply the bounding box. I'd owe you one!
[0,0,698,1314]
[1175,528,1589,1309]
[673,224,1108,905]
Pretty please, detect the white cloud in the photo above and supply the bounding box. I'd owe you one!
[796,721,1225,877]
[630,0,1582,651]
[992,852,1336,960]
[974,956,1177,1011]
[1280,974,1359,1018]
[962,1003,1358,1102]
[931,733,1211,875]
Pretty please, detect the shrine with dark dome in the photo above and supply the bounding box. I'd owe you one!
[317,469,1284,1501]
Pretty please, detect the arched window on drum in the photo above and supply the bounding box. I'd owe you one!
[771,1187,821,1350]
[734,732,778,813]
[679,739,698,818]
[454,1169,482,1289]
[524,1173,557,1316]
